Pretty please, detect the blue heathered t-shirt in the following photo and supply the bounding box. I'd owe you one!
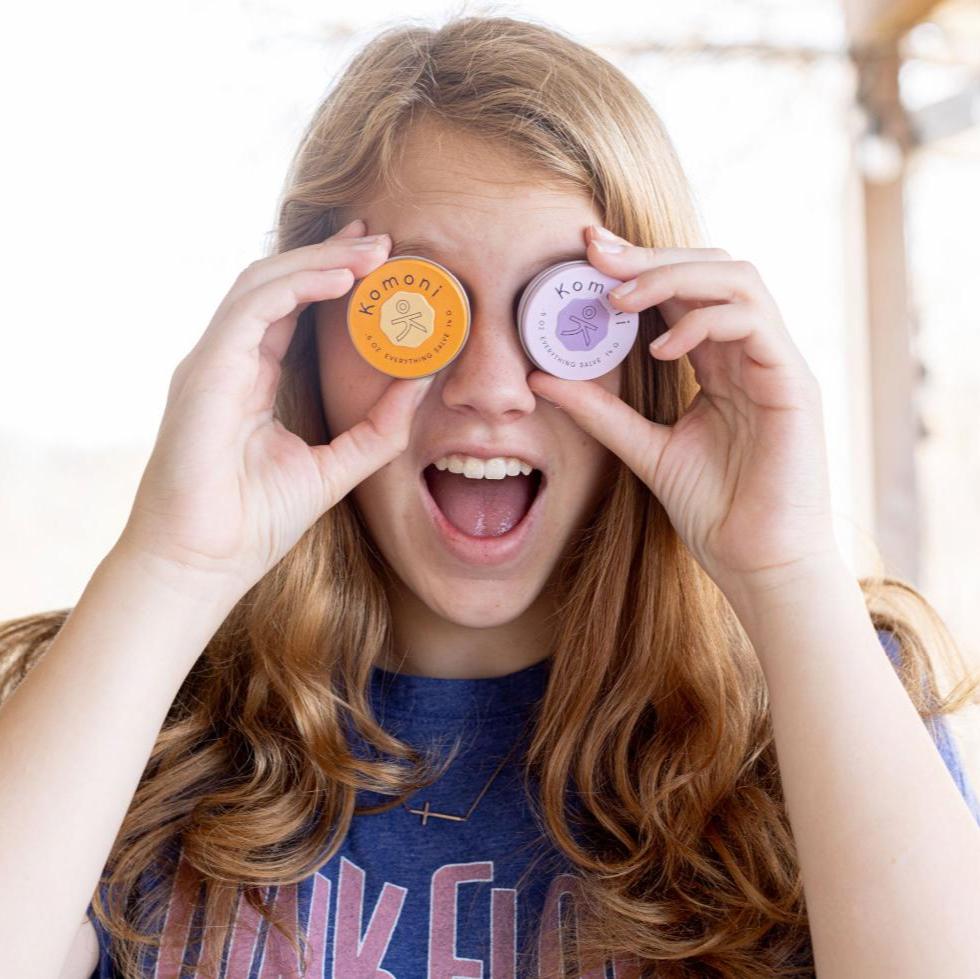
[86,630,980,978]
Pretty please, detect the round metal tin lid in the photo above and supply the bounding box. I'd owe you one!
[346,255,471,379]
[517,260,639,380]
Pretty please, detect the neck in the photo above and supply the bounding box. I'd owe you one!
[380,579,554,679]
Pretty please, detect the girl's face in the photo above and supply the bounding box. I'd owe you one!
[314,126,622,631]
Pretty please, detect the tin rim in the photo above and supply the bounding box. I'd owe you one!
[516,259,591,328]
[516,259,637,379]
[345,253,471,379]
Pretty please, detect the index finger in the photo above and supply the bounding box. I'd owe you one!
[584,226,733,271]
[220,221,389,313]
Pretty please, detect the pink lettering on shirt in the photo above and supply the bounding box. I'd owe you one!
[147,849,640,978]
[153,853,201,979]
[333,856,406,978]
[490,886,517,979]
[428,861,494,978]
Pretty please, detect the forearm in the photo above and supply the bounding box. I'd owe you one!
[0,546,237,979]
[727,557,980,979]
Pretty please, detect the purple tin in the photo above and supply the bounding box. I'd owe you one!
[517,260,639,380]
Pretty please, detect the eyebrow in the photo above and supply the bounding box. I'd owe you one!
[388,234,588,294]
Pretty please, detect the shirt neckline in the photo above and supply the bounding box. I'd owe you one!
[369,655,551,720]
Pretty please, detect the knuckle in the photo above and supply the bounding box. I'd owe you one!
[375,416,410,455]
[234,259,263,290]
[228,286,274,327]
[635,242,654,260]
[239,271,305,322]
[167,357,190,397]
[286,267,311,286]
[225,293,248,322]
[392,432,410,455]
[284,269,312,302]
[732,259,756,277]
[173,354,190,380]
[397,419,415,451]
[729,260,758,300]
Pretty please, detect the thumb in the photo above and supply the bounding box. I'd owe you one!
[526,371,672,489]
[311,373,436,511]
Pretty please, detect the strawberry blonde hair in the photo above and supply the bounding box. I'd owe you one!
[3,13,978,978]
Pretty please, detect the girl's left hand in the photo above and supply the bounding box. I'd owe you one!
[526,225,842,600]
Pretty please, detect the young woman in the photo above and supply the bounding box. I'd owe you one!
[2,14,979,979]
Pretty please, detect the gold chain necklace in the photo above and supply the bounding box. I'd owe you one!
[401,720,529,826]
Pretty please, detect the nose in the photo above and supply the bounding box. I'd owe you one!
[437,301,538,422]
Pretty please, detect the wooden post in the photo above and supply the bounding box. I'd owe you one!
[853,38,922,581]
[842,0,943,582]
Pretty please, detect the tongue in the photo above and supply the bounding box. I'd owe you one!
[426,467,536,537]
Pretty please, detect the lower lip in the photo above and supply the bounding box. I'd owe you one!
[417,468,548,567]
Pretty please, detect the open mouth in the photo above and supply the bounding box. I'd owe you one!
[421,464,545,538]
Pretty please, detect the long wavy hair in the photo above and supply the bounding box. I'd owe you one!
[3,13,979,978]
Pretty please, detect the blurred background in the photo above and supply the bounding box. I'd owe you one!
[1,0,978,782]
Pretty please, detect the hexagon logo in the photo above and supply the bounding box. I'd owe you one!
[380,291,435,348]
[555,298,609,352]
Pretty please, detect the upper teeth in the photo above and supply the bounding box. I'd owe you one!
[434,454,535,479]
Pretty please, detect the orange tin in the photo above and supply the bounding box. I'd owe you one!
[346,255,471,379]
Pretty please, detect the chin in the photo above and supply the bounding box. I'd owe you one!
[402,572,550,629]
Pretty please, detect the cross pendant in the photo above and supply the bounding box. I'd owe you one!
[406,801,466,825]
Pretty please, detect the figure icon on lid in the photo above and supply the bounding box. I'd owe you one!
[381,292,434,348]
[556,299,609,352]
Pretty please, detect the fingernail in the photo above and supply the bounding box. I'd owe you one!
[335,218,365,236]
[351,236,388,250]
[411,375,436,399]
[593,240,625,254]
[593,224,620,242]
[609,278,636,299]
[650,329,671,350]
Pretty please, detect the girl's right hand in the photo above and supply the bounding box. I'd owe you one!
[114,217,429,601]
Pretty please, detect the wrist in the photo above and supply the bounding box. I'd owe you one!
[47,543,245,692]
[101,538,247,619]
[718,551,855,636]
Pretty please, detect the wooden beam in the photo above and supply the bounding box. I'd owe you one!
[843,0,945,45]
